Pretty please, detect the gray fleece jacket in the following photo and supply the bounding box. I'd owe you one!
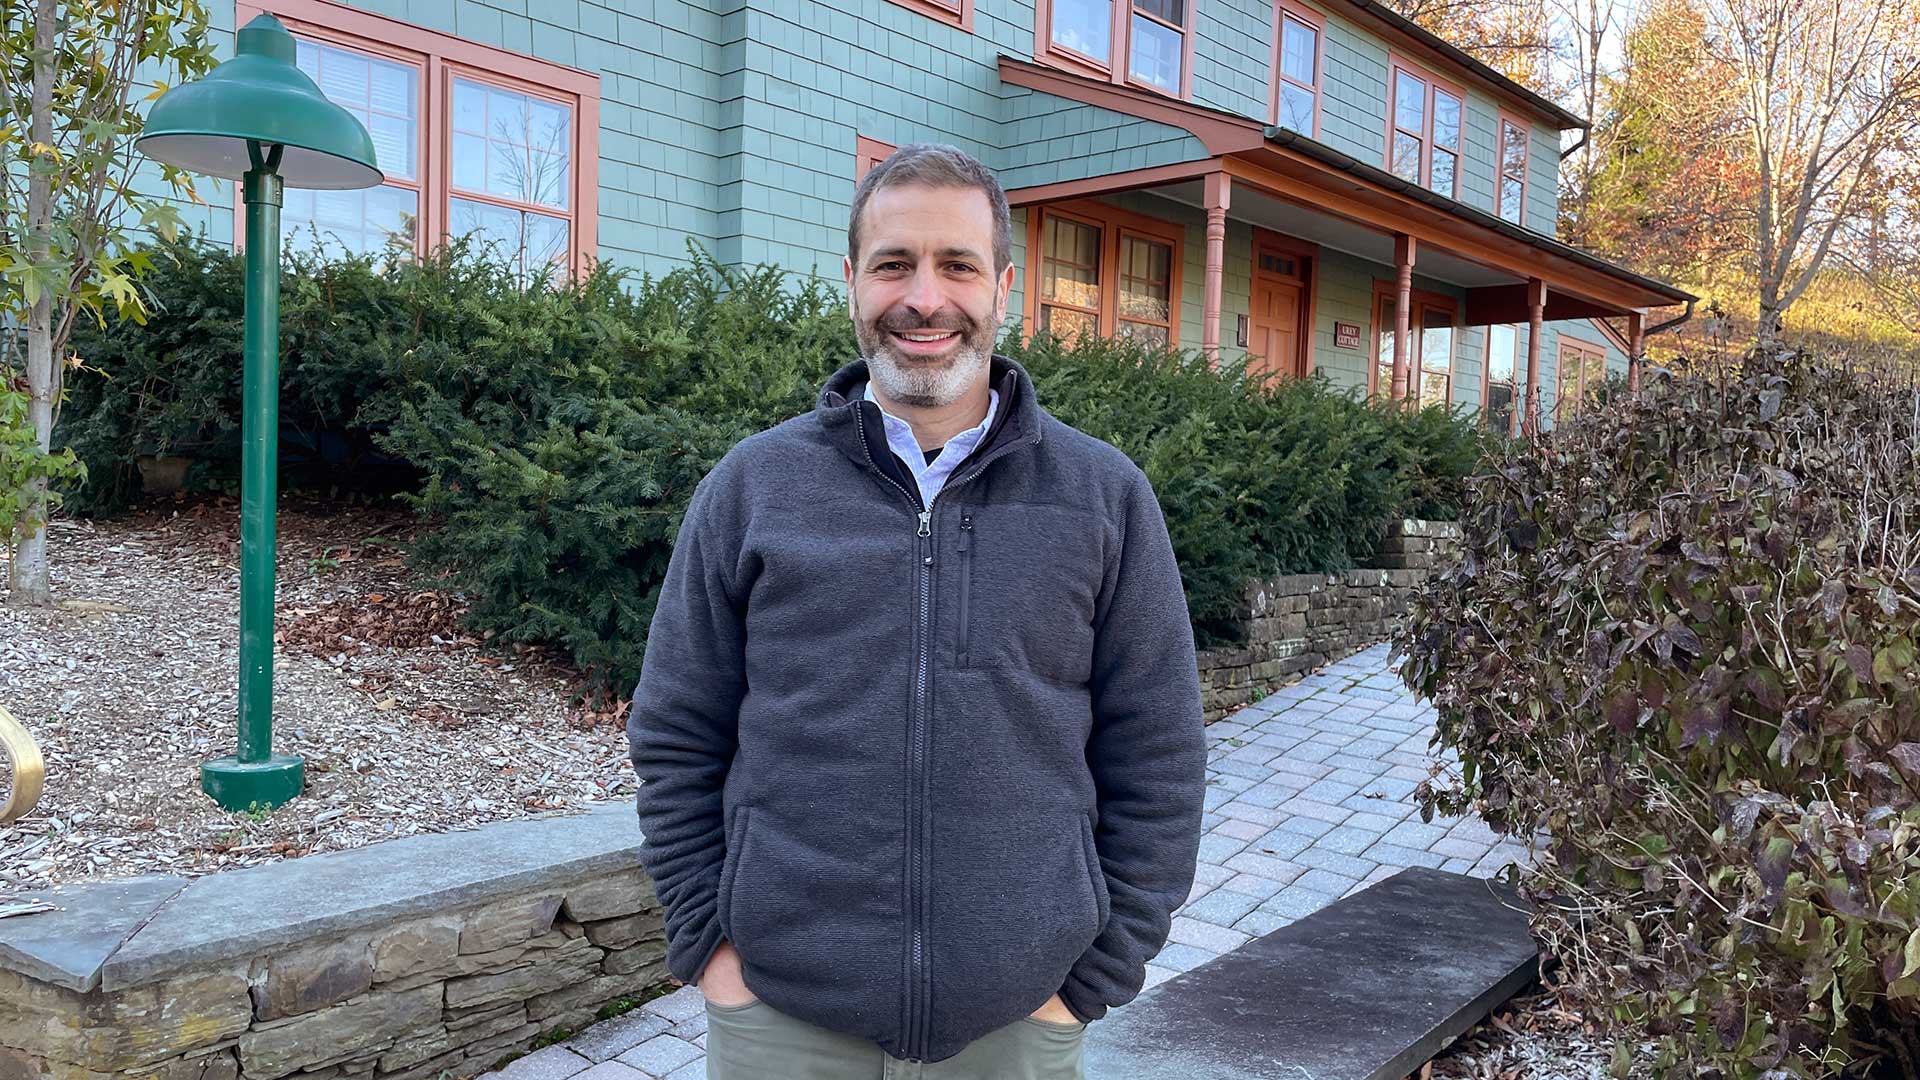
[626,353,1206,1064]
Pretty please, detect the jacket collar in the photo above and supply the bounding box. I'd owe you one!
[816,353,1042,484]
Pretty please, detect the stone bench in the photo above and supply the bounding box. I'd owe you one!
[1083,866,1538,1080]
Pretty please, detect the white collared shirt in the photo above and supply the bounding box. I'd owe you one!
[862,379,1000,509]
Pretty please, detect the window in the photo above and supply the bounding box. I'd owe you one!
[1496,114,1530,225]
[1387,58,1463,198]
[1038,213,1103,342]
[1370,285,1457,407]
[1555,337,1608,421]
[448,77,573,285]
[1028,200,1183,346]
[1272,1,1322,136]
[283,36,420,263]
[1484,323,1518,434]
[237,0,598,285]
[1038,0,1190,98]
[855,136,897,182]
[1116,232,1174,343]
[882,0,974,30]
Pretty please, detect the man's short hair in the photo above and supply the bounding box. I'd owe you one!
[847,143,1012,275]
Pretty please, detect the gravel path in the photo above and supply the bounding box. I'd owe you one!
[0,495,632,893]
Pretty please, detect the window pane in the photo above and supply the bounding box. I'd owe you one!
[1051,0,1112,63]
[1500,178,1524,223]
[1421,308,1452,372]
[1557,347,1582,413]
[1420,369,1449,407]
[1431,147,1456,194]
[1433,90,1461,151]
[452,78,573,211]
[1392,132,1422,183]
[283,183,417,263]
[1487,384,1513,433]
[450,197,570,286]
[1488,324,1516,383]
[1040,305,1097,343]
[1041,216,1102,308]
[1586,350,1607,392]
[296,37,418,181]
[1134,0,1181,22]
[1394,71,1425,132]
[1128,13,1182,92]
[1118,236,1171,322]
[1502,122,1528,175]
[1118,320,1170,345]
[1278,83,1315,133]
[1280,17,1316,85]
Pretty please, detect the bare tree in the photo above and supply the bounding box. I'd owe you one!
[1707,0,1920,337]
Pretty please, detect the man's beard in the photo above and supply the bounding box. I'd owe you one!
[853,299,996,408]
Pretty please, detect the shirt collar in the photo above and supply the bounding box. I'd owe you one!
[862,379,999,446]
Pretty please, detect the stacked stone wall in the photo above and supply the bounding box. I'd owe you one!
[0,806,666,1080]
[1197,519,1461,722]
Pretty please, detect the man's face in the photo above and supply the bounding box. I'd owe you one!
[845,182,1013,409]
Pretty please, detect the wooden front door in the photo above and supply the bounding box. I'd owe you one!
[1248,243,1309,379]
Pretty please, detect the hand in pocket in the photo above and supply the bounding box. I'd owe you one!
[698,939,760,1008]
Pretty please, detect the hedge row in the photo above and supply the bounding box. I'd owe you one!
[60,237,1482,695]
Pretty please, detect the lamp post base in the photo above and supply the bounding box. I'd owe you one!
[202,753,305,812]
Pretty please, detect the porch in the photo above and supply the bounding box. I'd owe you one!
[999,58,1694,431]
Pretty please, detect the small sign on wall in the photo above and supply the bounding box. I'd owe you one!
[1334,321,1362,350]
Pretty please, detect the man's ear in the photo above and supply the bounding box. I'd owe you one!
[844,255,857,316]
[994,260,1015,326]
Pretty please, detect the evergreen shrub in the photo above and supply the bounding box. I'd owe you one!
[1398,349,1920,1078]
[62,238,1478,694]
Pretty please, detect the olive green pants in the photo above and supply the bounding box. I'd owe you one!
[703,997,1087,1079]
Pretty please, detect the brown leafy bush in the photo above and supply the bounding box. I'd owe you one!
[1396,347,1920,1078]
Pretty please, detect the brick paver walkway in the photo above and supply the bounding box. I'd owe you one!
[481,643,1535,1079]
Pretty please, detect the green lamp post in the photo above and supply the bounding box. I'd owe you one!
[135,13,383,812]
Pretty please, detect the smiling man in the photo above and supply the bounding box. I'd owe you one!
[627,143,1206,1078]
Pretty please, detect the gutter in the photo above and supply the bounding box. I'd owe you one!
[1262,125,1696,304]
[1647,298,1696,336]
[1559,128,1588,161]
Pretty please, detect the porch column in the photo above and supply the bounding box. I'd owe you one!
[1202,171,1231,362]
[1627,310,1645,395]
[1522,277,1546,435]
[1390,235,1415,403]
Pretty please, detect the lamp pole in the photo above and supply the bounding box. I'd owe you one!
[135,13,382,811]
[232,140,291,803]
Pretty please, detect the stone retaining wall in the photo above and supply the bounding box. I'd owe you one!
[0,803,666,1080]
[1197,519,1460,722]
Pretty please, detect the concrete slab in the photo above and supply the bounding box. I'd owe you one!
[1081,867,1537,1080]
[99,800,641,990]
[0,873,186,991]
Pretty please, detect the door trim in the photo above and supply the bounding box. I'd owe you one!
[1249,228,1318,378]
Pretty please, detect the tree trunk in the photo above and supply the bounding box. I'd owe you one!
[9,0,59,607]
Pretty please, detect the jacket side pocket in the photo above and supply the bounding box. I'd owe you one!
[1079,812,1109,935]
[718,807,750,942]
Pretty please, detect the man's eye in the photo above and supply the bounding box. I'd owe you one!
[946,263,977,274]
[876,261,908,272]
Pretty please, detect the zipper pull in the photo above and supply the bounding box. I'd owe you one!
[960,513,973,531]
[917,510,931,537]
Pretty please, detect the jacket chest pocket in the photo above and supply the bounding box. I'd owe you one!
[952,504,1100,687]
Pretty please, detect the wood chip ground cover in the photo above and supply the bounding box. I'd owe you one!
[0,494,632,894]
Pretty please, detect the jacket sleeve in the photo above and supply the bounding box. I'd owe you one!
[1058,466,1207,1023]
[627,462,748,986]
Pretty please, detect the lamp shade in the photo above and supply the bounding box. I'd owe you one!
[135,13,382,189]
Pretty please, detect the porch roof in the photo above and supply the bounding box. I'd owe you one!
[998,57,1695,319]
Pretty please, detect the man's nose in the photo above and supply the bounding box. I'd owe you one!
[900,263,946,318]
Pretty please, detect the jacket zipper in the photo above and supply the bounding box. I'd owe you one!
[852,405,1039,1062]
[956,512,973,668]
